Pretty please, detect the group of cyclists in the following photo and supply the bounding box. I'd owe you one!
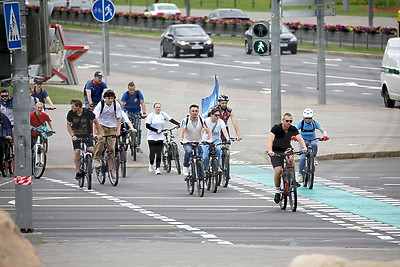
[0,70,330,204]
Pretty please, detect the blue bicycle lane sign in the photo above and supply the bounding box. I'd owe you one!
[91,0,115,23]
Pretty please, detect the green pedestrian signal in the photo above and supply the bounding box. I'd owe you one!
[253,40,269,55]
[251,21,270,56]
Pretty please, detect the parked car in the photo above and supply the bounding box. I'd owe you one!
[160,24,214,58]
[244,23,298,55]
[207,8,250,20]
[144,3,180,16]
[381,37,400,108]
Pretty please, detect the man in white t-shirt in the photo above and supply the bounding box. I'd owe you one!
[201,107,230,171]
[145,102,180,175]
[93,90,122,168]
[179,104,212,176]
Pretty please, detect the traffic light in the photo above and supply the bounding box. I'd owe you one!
[0,3,12,82]
[252,21,270,56]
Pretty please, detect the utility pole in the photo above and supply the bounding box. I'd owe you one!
[186,0,191,17]
[271,0,281,127]
[102,22,109,83]
[13,0,33,232]
[368,0,373,27]
[316,0,326,104]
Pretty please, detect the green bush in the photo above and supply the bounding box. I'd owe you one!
[374,0,399,9]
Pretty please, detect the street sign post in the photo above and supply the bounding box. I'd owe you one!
[91,0,115,81]
[3,2,22,50]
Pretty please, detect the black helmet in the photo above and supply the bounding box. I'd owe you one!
[218,94,229,102]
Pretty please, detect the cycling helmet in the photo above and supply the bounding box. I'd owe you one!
[218,94,229,102]
[303,108,314,118]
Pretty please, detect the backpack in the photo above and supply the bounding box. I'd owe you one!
[124,90,142,104]
[84,80,105,97]
[99,99,117,118]
[185,115,204,128]
[300,119,317,133]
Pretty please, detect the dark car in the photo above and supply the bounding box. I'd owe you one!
[160,24,214,58]
[207,8,250,20]
[244,24,298,55]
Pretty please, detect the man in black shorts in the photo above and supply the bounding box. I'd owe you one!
[66,99,102,180]
[268,112,307,204]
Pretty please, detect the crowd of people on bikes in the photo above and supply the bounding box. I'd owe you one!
[0,70,329,204]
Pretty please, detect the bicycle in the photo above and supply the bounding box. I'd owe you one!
[127,130,138,161]
[302,137,327,190]
[183,141,205,197]
[219,138,237,188]
[1,138,14,177]
[275,149,303,212]
[94,135,119,186]
[204,143,220,193]
[161,125,181,175]
[31,128,53,179]
[76,137,94,190]
[42,107,56,153]
[116,135,127,178]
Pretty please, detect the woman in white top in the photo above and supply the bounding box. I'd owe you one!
[145,102,180,174]
[201,107,230,171]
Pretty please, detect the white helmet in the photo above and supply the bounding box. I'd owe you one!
[303,108,314,118]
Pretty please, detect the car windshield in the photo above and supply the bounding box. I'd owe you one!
[219,10,246,18]
[281,25,290,33]
[175,27,205,37]
[158,5,177,10]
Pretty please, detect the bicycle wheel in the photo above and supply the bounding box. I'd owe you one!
[162,143,171,172]
[195,159,205,197]
[171,143,181,175]
[303,153,311,187]
[279,193,287,210]
[107,154,119,186]
[8,144,14,175]
[2,162,8,177]
[130,132,137,161]
[119,146,127,178]
[96,159,106,184]
[210,157,219,193]
[221,150,230,188]
[44,138,48,152]
[187,161,195,195]
[78,161,84,188]
[32,146,46,179]
[308,156,315,190]
[85,154,92,190]
[288,170,297,212]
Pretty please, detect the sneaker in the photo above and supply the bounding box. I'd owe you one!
[182,167,189,176]
[155,168,161,175]
[274,193,280,204]
[75,172,83,180]
[137,147,143,153]
[297,173,304,183]
[93,159,102,168]
[314,158,318,166]
[148,165,154,173]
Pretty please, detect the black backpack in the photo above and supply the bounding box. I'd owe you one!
[300,119,317,133]
[99,99,117,118]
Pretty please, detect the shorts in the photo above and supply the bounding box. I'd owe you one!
[72,137,94,150]
[270,154,284,168]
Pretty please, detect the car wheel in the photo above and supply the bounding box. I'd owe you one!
[245,40,251,54]
[195,51,201,58]
[160,44,167,57]
[291,48,297,55]
[173,45,180,58]
[207,49,214,58]
[383,87,395,108]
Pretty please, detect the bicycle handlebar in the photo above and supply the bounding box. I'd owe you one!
[162,125,180,132]
[102,134,117,138]
[303,137,325,141]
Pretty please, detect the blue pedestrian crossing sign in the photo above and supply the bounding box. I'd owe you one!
[92,0,115,23]
[3,2,22,50]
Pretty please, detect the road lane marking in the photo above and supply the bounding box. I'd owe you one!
[186,208,238,211]
[229,165,400,246]
[41,177,234,245]
[119,225,174,228]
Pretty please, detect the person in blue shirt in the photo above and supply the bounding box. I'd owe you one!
[120,81,147,153]
[32,79,56,110]
[295,108,329,183]
[0,111,12,173]
[0,89,14,126]
[84,71,108,109]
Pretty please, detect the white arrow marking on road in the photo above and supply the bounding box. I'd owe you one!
[327,82,380,90]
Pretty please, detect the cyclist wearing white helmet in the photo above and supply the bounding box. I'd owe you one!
[295,108,329,183]
[214,94,242,141]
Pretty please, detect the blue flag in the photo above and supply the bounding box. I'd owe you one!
[201,76,219,118]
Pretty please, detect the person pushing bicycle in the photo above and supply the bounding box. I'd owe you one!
[268,112,307,204]
[295,108,329,183]
[66,99,103,180]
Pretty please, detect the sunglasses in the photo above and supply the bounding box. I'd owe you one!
[304,117,312,120]
[285,120,293,123]
[214,114,221,117]
[1,95,9,98]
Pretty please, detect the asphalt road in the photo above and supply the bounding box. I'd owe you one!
[64,31,384,108]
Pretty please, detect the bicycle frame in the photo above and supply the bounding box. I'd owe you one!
[162,126,181,174]
[185,142,204,197]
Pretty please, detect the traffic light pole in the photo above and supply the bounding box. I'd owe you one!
[14,0,33,232]
[270,0,281,127]
[102,22,109,83]
[317,0,326,104]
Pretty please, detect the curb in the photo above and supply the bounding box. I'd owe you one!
[23,232,43,245]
